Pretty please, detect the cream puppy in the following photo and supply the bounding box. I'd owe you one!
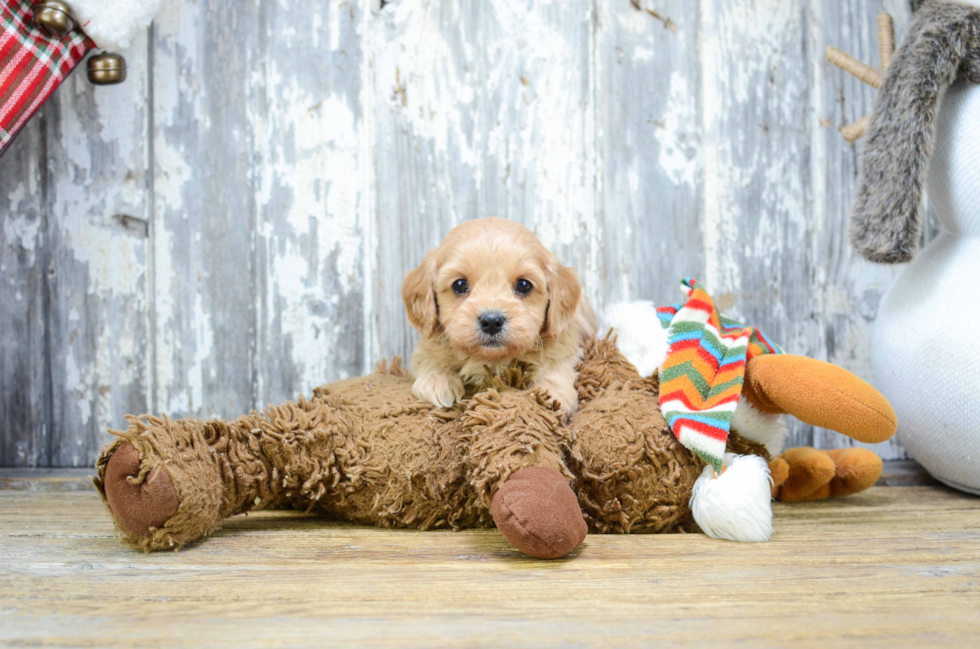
[402,218,596,419]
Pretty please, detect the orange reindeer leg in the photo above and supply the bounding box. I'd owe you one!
[768,456,790,499]
[772,447,836,502]
[826,448,884,498]
[771,447,884,502]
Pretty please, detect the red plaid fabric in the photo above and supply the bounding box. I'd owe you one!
[1,0,94,156]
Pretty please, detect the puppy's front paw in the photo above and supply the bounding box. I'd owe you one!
[533,379,578,422]
[413,371,465,409]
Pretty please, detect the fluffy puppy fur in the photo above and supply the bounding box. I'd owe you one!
[402,218,596,419]
[851,0,980,263]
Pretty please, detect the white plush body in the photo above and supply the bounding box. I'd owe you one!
[599,301,670,377]
[872,82,980,495]
[71,0,164,51]
[600,302,782,543]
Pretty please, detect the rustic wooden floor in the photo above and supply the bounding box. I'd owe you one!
[2,475,979,647]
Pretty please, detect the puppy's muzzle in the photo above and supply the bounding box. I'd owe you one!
[478,311,507,338]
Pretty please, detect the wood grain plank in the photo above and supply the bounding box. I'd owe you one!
[372,0,596,359]
[0,468,94,492]
[1,36,151,467]
[0,120,51,467]
[151,0,374,421]
[696,0,811,355]
[150,1,261,419]
[802,0,911,458]
[1,486,977,645]
[41,41,152,467]
[251,0,374,402]
[595,0,705,309]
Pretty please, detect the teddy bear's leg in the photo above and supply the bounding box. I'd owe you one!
[95,416,229,551]
[490,466,587,559]
[96,395,356,551]
[771,446,883,501]
[101,443,179,537]
[770,448,883,501]
[463,390,587,559]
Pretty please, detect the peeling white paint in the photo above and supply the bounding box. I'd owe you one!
[374,0,478,170]
[699,0,731,294]
[184,289,214,414]
[359,4,380,374]
[700,0,805,301]
[154,137,194,210]
[250,41,367,392]
[64,218,144,297]
[3,210,41,262]
[656,72,699,188]
[1,0,914,465]
[633,47,654,62]
[151,222,176,411]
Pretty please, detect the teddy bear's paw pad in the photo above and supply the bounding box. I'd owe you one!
[104,443,179,537]
[491,466,587,559]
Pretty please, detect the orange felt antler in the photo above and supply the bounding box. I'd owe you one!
[741,355,897,445]
[826,12,895,142]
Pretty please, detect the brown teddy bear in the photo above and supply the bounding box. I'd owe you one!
[94,328,896,559]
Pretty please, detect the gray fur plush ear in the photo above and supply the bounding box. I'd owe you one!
[851,0,980,264]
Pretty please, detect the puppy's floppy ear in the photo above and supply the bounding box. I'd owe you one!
[402,251,440,338]
[543,256,581,338]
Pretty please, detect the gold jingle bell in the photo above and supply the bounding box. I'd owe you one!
[87,53,127,85]
[32,0,76,39]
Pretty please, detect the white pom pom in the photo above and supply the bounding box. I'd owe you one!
[72,0,165,52]
[691,453,773,542]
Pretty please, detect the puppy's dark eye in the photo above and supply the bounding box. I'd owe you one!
[515,279,533,295]
[452,279,469,295]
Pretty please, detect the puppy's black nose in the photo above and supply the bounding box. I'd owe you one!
[478,312,507,336]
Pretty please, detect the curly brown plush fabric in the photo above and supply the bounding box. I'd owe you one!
[95,341,770,552]
[851,0,980,263]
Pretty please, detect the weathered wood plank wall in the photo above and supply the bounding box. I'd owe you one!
[1,31,151,467]
[0,0,912,467]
